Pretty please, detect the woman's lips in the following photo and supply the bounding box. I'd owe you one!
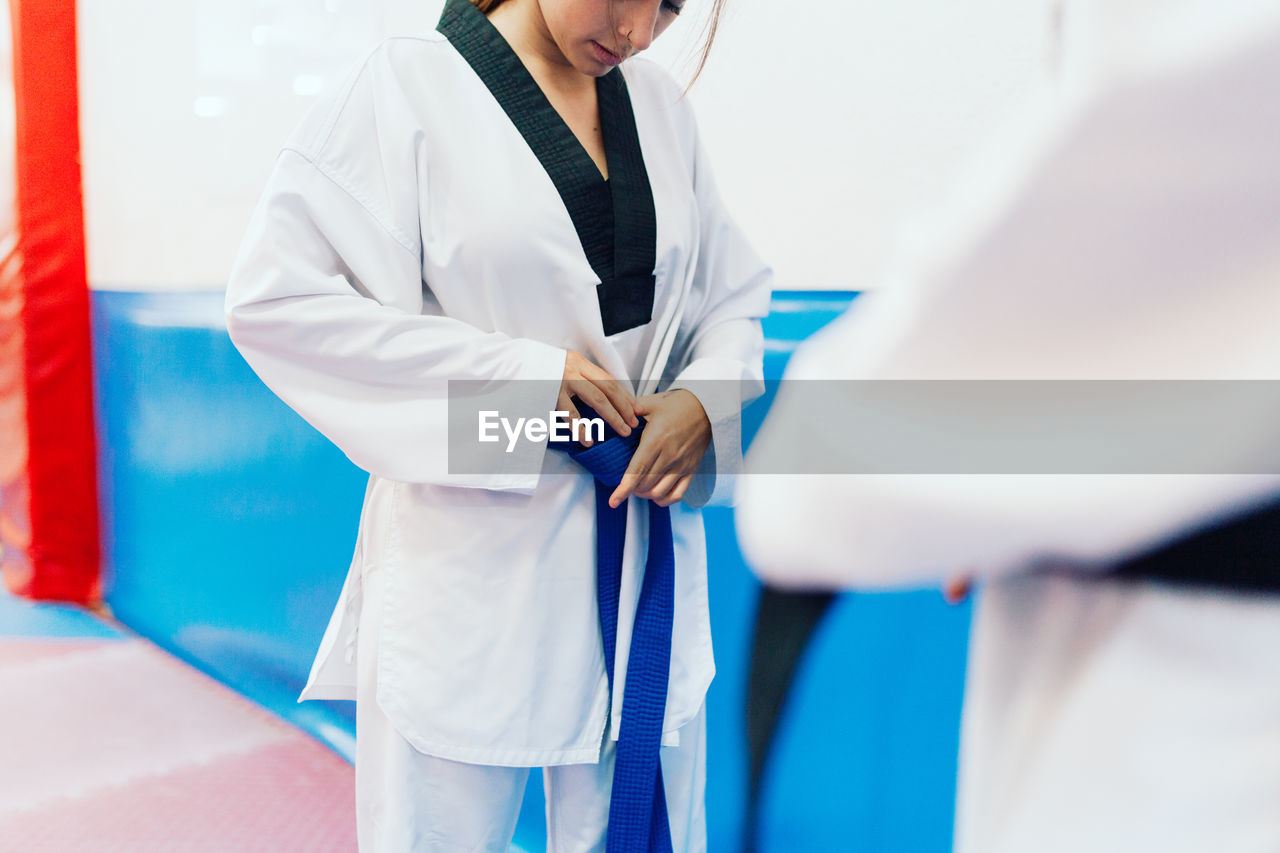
[590,40,624,67]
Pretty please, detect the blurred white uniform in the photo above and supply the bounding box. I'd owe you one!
[738,2,1280,851]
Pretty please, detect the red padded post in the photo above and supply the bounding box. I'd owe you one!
[0,0,100,603]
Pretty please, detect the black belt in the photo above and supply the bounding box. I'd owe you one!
[1102,498,1280,593]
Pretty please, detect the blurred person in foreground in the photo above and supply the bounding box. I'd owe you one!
[736,1,1280,851]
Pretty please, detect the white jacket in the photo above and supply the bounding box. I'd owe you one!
[226,32,770,766]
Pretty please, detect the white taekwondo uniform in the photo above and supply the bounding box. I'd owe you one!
[226,0,769,847]
[737,2,1280,851]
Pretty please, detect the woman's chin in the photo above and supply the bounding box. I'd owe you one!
[575,60,616,78]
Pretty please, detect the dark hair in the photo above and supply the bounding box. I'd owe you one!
[470,0,727,88]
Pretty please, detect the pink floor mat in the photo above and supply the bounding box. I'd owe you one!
[0,637,356,851]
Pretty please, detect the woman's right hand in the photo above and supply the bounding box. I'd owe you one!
[558,351,640,446]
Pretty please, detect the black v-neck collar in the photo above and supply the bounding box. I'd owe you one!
[438,0,657,335]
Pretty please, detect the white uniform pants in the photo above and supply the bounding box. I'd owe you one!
[355,564,708,852]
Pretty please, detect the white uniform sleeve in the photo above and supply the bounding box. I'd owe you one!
[665,125,773,508]
[225,65,566,490]
[737,29,1280,589]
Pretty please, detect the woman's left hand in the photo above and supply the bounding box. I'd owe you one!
[608,389,711,508]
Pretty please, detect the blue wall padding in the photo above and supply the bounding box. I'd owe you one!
[92,291,364,752]
[757,593,970,851]
[91,289,969,852]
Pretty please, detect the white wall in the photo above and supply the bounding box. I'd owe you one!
[78,0,1060,291]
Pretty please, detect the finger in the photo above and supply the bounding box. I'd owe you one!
[576,361,639,429]
[633,440,673,497]
[943,576,972,605]
[586,372,640,429]
[667,474,692,505]
[556,392,582,431]
[610,450,657,508]
[579,360,634,402]
[555,408,587,447]
[641,471,682,503]
[573,409,598,447]
[556,391,588,446]
[653,474,693,507]
[581,361,640,425]
[566,382,619,444]
[634,389,685,417]
[568,379,630,438]
[609,465,641,508]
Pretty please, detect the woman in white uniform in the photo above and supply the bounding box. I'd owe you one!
[224,0,771,850]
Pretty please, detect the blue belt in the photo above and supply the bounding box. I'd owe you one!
[549,402,675,853]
